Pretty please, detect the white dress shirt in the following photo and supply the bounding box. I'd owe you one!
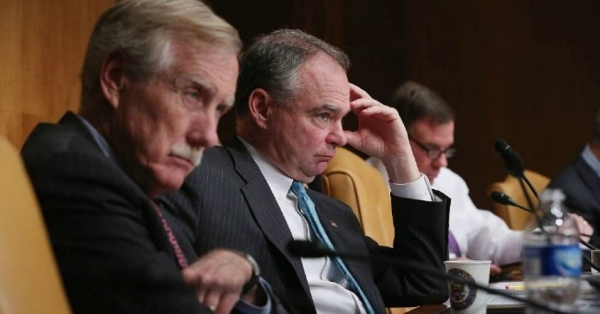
[367,158,522,266]
[241,139,435,313]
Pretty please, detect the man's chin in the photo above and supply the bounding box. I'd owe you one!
[153,169,190,194]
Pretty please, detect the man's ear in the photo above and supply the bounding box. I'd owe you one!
[99,53,129,109]
[247,88,272,129]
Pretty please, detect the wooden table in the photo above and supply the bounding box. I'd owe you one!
[405,304,450,314]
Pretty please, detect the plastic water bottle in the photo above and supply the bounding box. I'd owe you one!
[522,188,581,313]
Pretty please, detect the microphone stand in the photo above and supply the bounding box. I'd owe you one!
[494,139,599,249]
[522,175,540,201]
[490,190,600,272]
[517,175,536,215]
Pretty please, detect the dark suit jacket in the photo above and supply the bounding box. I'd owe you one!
[158,138,450,314]
[21,112,211,314]
[548,153,600,248]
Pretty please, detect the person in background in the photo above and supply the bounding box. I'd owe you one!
[368,81,593,274]
[159,29,450,314]
[20,1,276,313]
[548,108,600,248]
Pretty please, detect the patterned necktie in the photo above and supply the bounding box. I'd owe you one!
[290,181,375,314]
[448,230,461,257]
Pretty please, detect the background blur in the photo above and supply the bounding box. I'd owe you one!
[1,0,598,210]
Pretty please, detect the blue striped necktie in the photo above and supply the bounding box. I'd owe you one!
[290,181,375,314]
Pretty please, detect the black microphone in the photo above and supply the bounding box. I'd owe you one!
[494,139,525,178]
[489,192,600,268]
[287,240,571,314]
[490,191,532,212]
[494,139,538,209]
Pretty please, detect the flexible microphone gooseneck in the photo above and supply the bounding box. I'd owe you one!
[493,140,600,272]
[494,139,538,210]
[490,189,600,272]
[287,240,571,314]
[490,191,532,213]
[493,139,540,214]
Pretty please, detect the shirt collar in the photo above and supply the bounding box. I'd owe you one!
[76,114,119,163]
[238,137,294,200]
[581,145,600,178]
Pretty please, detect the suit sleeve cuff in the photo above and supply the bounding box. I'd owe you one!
[234,277,272,314]
[389,174,438,201]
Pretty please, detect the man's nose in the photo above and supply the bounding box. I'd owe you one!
[188,113,220,148]
[433,152,448,168]
[327,122,347,147]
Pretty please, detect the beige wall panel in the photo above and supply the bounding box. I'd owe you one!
[0,0,114,148]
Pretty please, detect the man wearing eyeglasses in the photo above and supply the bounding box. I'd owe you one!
[368,81,530,272]
[369,81,594,272]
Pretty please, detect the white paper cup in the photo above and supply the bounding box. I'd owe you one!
[444,260,491,314]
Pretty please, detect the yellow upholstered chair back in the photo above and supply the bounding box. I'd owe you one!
[320,147,414,314]
[0,136,71,314]
[487,169,550,230]
[320,147,393,246]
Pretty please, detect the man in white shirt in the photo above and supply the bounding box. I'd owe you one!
[160,30,450,314]
[368,81,593,273]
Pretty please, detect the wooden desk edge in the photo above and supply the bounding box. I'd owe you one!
[405,304,450,314]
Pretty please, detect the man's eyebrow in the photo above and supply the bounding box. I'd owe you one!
[174,74,215,96]
[176,74,237,107]
[309,104,342,113]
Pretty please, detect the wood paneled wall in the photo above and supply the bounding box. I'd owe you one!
[209,0,600,209]
[2,0,599,209]
[400,1,600,209]
[0,0,114,148]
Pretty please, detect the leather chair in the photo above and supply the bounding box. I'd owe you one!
[487,169,550,230]
[320,147,413,314]
[0,136,71,314]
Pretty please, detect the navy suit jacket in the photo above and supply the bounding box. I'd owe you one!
[158,138,450,314]
[21,112,211,314]
[548,153,600,248]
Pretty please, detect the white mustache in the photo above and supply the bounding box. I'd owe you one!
[171,144,203,167]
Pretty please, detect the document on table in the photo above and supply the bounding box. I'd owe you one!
[487,281,526,311]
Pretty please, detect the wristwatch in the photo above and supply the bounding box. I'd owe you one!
[241,253,261,294]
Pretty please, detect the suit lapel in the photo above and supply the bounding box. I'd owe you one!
[226,139,312,296]
[309,191,385,313]
[60,112,179,266]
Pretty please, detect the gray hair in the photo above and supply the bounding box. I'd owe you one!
[80,0,241,109]
[390,81,455,132]
[235,29,351,115]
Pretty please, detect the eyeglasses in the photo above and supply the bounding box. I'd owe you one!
[408,135,456,159]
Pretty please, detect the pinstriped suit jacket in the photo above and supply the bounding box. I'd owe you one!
[548,153,600,248]
[21,112,211,314]
[159,138,450,314]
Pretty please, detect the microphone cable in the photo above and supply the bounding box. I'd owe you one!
[288,240,572,314]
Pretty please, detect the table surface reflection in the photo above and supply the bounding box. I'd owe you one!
[406,275,600,314]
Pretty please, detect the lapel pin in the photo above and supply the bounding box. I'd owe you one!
[330,221,338,228]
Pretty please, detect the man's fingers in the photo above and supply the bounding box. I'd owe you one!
[490,264,502,276]
[203,291,221,313]
[195,288,207,304]
[215,293,240,314]
[349,83,371,101]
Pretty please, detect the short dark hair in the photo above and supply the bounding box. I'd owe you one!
[390,81,455,132]
[235,29,350,115]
